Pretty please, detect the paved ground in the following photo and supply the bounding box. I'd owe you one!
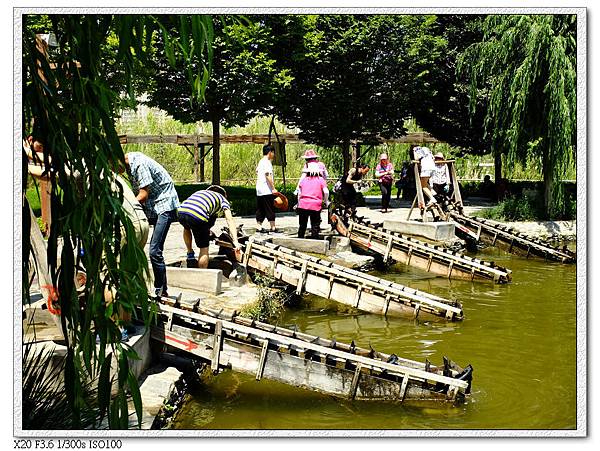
[151,195,494,263]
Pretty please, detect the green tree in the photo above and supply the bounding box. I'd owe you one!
[22,14,213,429]
[458,15,576,216]
[411,16,490,153]
[273,15,446,174]
[147,16,291,185]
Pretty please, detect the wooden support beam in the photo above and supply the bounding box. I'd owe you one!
[413,304,421,320]
[353,285,363,308]
[211,320,223,374]
[384,236,393,263]
[256,339,269,381]
[166,309,174,331]
[349,363,362,400]
[193,135,199,182]
[383,294,392,316]
[199,144,206,182]
[399,373,409,402]
[296,261,309,295]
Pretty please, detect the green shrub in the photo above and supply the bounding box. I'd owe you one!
[478,195,545,221]
[174,183,298,217]
[25,184,42,217]
[240,274,291,321]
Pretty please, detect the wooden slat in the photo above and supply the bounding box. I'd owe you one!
[156,304,469,389]
[211,320,223,374]
[250,241,461,314]
[296,261,309,295]
[399,373,409,401]
[349,363,362,400]
[256,339,269,381]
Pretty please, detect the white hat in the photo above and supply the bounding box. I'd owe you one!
[380,153,389,160]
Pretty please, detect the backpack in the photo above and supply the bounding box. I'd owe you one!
[333,179,343,193]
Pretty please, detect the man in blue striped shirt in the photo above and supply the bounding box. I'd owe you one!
[178,185,242,268]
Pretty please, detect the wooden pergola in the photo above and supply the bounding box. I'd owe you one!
[118,131,442,183]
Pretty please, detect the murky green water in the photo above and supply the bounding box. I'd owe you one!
[173,244,577,430]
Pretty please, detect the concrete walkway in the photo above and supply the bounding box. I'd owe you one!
[149,193,576,267]
[148,195,494,264]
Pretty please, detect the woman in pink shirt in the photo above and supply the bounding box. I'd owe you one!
[375,153,394,213]
[297,162,329,239]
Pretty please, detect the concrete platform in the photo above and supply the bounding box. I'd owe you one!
[133,366,183,429]
[271,236,329,254]
[383,220,456,241]
[25,324,152,391]
[324,250,375,270]
[165,266,223,295]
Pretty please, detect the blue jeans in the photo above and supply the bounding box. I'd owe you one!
[149,209,177,295]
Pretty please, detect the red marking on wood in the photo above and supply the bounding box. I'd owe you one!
[165,334,199,352]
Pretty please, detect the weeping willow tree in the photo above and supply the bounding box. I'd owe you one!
[458,15,576,217]
[22,14,213,429]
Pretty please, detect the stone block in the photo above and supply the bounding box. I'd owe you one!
[129,326,152,381]
[271,236,329,254]
[383,220,455,241]
[330,236,352,253]
[165,267,223,295]
[138,366,182,418]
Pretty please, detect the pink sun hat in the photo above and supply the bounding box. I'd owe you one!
[302,149,319,160]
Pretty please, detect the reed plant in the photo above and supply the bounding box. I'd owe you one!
[116,109,575,185]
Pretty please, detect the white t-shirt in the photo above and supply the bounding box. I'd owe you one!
[414,146,435,172]
[256,157,274,196]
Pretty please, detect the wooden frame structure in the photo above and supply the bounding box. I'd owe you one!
[152,300,472,403]
[449,213,576,263]
[241,237,463,321]
[342,219,512,283]
[407,159,464,222]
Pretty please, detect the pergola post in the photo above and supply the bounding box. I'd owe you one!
[199,144,206,182]
[193,134,199,182]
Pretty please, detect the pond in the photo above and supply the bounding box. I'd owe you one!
[171,244,577,430]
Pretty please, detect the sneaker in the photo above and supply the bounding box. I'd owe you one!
[120,329,129,342]
[269,228,282,234]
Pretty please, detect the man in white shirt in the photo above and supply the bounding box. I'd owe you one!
[255,144,279,233]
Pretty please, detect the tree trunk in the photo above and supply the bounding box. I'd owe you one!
[351,143,360,168]
[543,146,553,217]
[341,141,351,175]
[211,119,220,185]
[494,150,502,183]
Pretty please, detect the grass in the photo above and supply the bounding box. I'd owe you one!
[239,274,292,322]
